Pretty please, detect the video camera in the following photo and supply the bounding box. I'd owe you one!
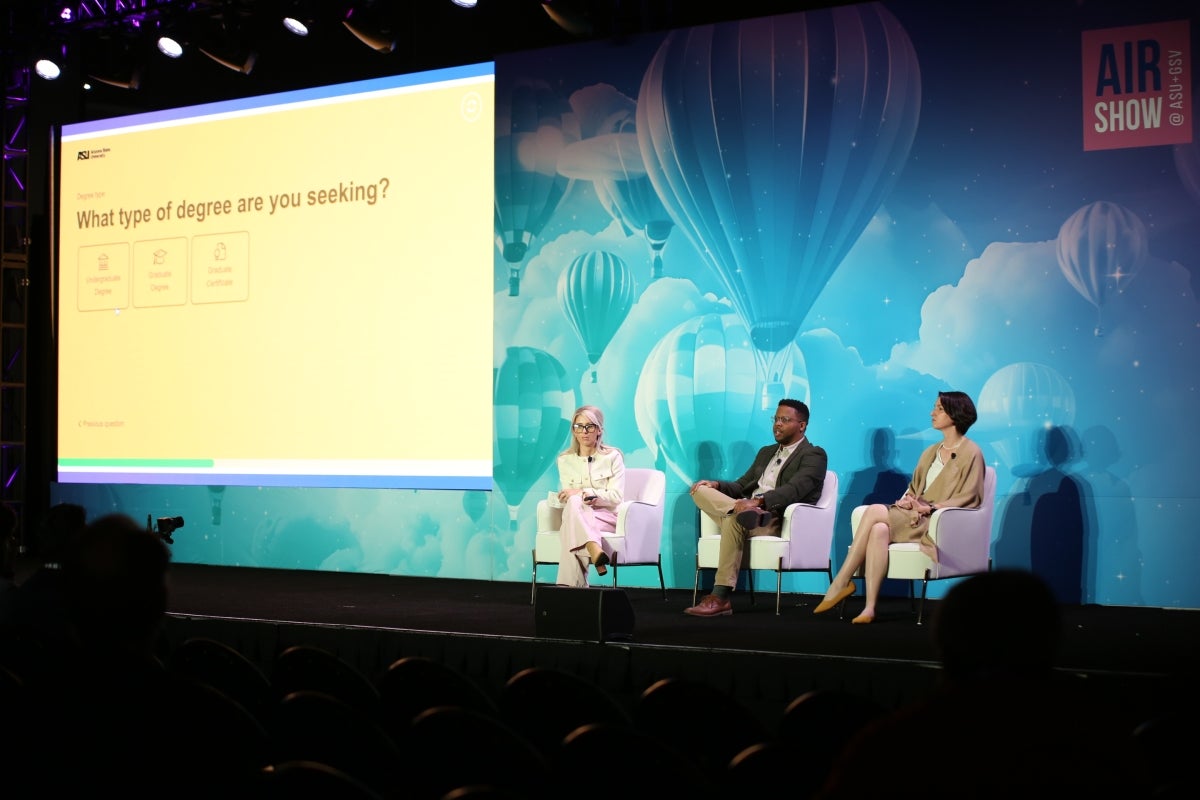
[152,515,185,544]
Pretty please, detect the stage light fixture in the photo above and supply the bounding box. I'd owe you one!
[84,33,144,91]
[282,0,318,36]
[35,57,63,80]
[157,34,184,58]
[282,16,310,36]
[199,30,258,75]
[451,0,479,8]
[342,2,398,54]
[33,36,69,81]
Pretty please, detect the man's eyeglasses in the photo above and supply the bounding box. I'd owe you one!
[773,416,798,425]
[572,423,599,433]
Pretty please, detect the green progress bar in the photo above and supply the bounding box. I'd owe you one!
[59,458,216,467]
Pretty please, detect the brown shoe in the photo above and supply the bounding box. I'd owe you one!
[684,594,733,617]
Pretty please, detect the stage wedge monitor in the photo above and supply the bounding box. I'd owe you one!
[535,587,635,643]
[55,63,495,490]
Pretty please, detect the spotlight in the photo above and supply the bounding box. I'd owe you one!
[83,33,143,90]
[342,2,398,54]
[282,16,310,37]
[451,0,479,7]
[33,40,68,80]
[35,58,62,80]
[199,39,257,75]
[157,35,184,58]
[282,1,317,36]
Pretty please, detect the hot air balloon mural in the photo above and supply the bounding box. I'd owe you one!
[1176,139,1200,206]
[636,4,922,405]
[634,313,810,488]
[558,84,676,281]
[493,346,580,533]
[558,250,637,383]
[495,79,577,297]
[1055,200,1148,337]
[976,361,1076,475]
[1173,88,1200,206]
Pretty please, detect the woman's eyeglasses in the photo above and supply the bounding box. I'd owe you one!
[572,423,599,433]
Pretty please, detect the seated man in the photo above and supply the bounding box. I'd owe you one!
[685,399,827,617]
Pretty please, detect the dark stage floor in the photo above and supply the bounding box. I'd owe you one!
[160,563,1199,730]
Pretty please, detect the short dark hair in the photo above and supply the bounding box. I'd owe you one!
[778,399,810,422]
[939,391,977,434]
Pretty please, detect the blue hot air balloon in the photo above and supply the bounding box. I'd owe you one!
[636,4,922,391]
[495,79,576,297]
[558,85,676,282]
[558,250,637,383]
[633,313,810,487]
[1055,201,1148,336]
[493,346,579,532]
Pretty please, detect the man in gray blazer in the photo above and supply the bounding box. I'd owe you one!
[685,399,827,617]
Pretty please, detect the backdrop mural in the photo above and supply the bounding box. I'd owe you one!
[52,0,1199,609]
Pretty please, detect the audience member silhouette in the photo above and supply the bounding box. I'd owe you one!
[37,513,181,796]
[818,569,1151,797]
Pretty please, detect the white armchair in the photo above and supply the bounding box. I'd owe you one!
[693,470,838,614]
[748,470,839,614]
[532,468,667,604]
[849,465,997,624]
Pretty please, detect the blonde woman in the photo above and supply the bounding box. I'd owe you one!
[553,405,625,587]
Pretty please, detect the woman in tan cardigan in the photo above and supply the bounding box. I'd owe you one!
[815,391,986,623]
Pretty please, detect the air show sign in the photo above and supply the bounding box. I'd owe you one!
[1082,19,1192,151]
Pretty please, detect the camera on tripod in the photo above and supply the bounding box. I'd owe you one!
[152,515,185,544]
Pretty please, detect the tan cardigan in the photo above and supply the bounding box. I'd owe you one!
[886,438,986,545]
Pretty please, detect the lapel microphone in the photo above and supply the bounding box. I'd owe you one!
[587,456,593,463]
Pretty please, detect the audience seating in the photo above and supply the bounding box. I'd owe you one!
[271,643,382,717]
[0,622,1175,800]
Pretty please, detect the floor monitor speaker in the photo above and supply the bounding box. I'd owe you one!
[534,586,635,643]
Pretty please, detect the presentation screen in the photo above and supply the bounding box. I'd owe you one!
[56,63,495,489]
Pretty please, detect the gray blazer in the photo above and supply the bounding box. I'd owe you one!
[713,439,828,517]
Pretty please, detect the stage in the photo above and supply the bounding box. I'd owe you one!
[161,564,1199,731]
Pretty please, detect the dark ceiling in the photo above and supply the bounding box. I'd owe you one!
[5,1,840,119]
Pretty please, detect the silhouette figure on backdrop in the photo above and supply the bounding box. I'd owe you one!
[1079,424,1142,605]
[996,426,1087,603]
[815,391,985,623]
[685,399,827,617]
[552,405,626,587]
[818,569,1151,797]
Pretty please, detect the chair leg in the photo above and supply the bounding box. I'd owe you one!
[530,548,537,606]
[693,560,700,607]
[774,560,783,616]
[656,556,667,601]
[916,574,930,625]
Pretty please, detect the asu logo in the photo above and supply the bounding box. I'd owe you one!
[77,150,89,160]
